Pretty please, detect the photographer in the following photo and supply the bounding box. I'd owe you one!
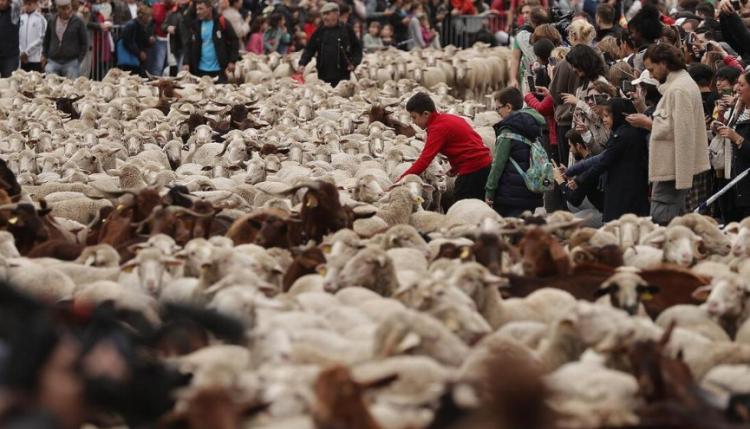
[525,38,557,146]
[561,45,614,157]
[508,4,547,89]
[549,19,595,164]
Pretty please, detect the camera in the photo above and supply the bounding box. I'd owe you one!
[550,7,574,42]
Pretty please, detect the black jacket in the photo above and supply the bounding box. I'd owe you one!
[43,14,88,62]
[492,111,544,210]
[561,163,604,212]
[0,5,19,58]
[576,124,650,222]
[719,11,750,59]
[120,18,151,59]
[299,23,362,86]
[164,5,193,56]
[184,15,239,74]
[731,119,750,207]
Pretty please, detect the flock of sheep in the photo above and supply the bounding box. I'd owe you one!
[0,46,749,429]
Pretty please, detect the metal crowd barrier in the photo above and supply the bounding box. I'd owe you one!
[440,13,507,49]
[87,25,123,81]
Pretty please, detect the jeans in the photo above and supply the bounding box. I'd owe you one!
[146,38,168,76]
[45,59,80,78]
[0,55,19,78]
[650,180,688,225]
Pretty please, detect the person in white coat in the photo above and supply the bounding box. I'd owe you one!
[18,0,45,72]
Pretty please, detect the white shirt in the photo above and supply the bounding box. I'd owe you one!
[128,3,137,19]
[19,10,47,62]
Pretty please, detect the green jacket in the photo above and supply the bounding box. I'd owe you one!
[485,108,546,201]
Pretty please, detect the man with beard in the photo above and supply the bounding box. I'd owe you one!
[644,43,710,224]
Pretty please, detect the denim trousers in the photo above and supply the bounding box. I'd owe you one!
[45,59,80,78]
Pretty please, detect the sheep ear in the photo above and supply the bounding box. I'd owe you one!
[120,260,139,273]
[483,272,507,287]
[396,332,421,353]
[549,242,570,274]
[636,284,660,301]
[304,193,319,208]
[594,284,615,298]
[161,257,184,267]
[320,243,332,254]
[358,373,400,390]
[692,285,713,302]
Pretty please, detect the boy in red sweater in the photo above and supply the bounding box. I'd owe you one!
[397,93,492,203]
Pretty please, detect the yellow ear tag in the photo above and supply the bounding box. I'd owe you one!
[641,292,654,301]
[8,217,18,225]
[460,247,471,259]
[305,194,318,208]
[321,244,332,254]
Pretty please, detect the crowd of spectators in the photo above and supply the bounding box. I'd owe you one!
[495,0,750,226]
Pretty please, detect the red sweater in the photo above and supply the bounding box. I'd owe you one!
[525,93,557,145]
[152,2,173,37]
[451,0,476,15]
[399,112,491,180]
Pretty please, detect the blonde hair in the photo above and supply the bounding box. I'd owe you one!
[597,36,620,61]
[567,20,596,46]
[550,46,569,61]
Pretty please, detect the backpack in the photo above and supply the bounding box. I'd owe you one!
[501,131,555,193]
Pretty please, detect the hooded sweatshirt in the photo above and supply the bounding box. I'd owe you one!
[485,108,546,208]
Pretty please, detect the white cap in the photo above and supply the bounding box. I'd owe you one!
[632,69,658,87]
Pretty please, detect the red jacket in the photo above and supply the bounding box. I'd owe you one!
[451,0,476,15]
[399,112,491,180]
[152,2,173,37]
[525,93,557,145]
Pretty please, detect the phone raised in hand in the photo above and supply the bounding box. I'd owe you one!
[732,0,742,10]
[526,75,536,92]
[621,81,635,94]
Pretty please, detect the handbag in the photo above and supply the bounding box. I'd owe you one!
[116,37,139,67]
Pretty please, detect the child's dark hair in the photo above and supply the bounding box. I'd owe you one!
[495,87,523,110]
[406,92,436,113]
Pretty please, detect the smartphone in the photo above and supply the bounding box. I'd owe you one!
[526,75,536,92]
[732,0,742,10]
[621,81,635,94]
[592,94,609,105]
[686,32,695,45]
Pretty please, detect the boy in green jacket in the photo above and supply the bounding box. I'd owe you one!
[485,87,547,217]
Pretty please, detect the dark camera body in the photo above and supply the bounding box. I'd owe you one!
[551,7,574,42]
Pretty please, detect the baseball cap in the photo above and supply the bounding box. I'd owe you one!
[632,70,658,86]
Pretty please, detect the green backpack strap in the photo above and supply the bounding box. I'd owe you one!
[499,130,532,176]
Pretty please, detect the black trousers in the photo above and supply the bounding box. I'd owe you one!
[20,62,42,72]
[454,166,491,202]
[556,124,571,166]
[0,55,18,78]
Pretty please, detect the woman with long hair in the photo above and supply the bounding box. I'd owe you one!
[571,98,650,221]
